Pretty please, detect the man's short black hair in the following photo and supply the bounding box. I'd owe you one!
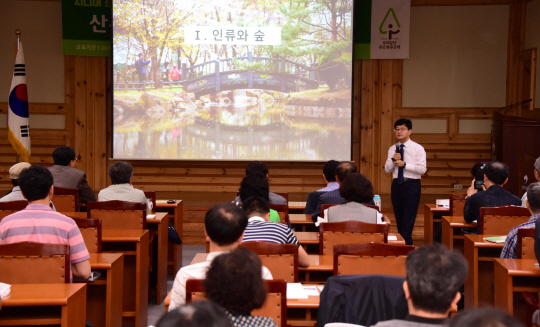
[527,182,540,213]
[109,161,134,184]
[205,203,248,246]
[246,161,269,177]
[239,174,270,203]
[448,307,524,327]
[470,162,486,178]
[52,146,76,166]
[406,243,468,314]
[339,173,374,204]
[394,119,412,130]
[242,196,270,217]
[323,160,340,182]
[156,301,231,327]
[204,247,267,315]
[483,161,509,185]
[19,165,53,202]
[335,162,357,183]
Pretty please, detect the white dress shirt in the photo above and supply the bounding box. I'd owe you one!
[168,251,273,311]
[98,183,151,212]
[384,139,427,179]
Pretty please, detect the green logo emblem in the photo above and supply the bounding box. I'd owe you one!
[379,8,401,39]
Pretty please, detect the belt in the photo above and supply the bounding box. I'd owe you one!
[393,178,420,182]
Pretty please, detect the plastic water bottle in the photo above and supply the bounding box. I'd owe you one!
[374,194,382,212]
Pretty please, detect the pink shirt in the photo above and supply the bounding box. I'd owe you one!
[0,204,90,264]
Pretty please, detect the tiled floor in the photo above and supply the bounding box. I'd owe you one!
[147,245,206,326]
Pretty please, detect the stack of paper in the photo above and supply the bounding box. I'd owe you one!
[0,282,11,298]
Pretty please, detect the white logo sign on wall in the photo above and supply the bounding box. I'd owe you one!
[370,0,410,59]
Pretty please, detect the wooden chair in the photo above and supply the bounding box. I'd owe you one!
[319,221,388,256]
[478,205,531,235]
[0,242,71,284]
[269,203,289,226]
[241,241,298,282]
[72,217,102,253]
[143,190,156,214]
[186,279,287,327]
[52,186,80,212]
[517,228,536,259]
[333,243,414,276]
[0,200,28,222]
[449,193,467,216]
[87,200,147,230]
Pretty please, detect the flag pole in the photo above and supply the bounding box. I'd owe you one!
[15,29,21,163]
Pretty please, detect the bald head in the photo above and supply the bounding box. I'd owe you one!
[336,162,358,183]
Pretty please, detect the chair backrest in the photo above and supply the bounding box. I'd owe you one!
[319,221,388,255]
[517,228,536,259]
[269,204,289,225]
[333,243,414,276]
[72,217,102,253]
[52,186,80,212]
[241,241,298,282]
[321,204,339,218]
[273,192,289,202]
[186,279,287,327]
[0,200,28,222]
[143,190,156,214]
[0,242,71,283]
[87,200,147,230]
[479,206,531,235]
[449,193,467,216]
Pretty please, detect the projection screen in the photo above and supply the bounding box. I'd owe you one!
[112,0,353,161]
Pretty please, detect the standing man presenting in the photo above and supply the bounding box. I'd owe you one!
[385,119,427,245]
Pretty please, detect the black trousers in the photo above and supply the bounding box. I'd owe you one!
[391,178,421,245]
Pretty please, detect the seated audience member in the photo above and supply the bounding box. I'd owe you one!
[234,161,287,205]
[0,165,91,279]
[169,203,272,311]
[371,243,468,327]
[463,161,521,232]
[312,162,374,221]
[317,160,341,192]
[326,173,389,224]
[242,196,309,267]
[48,146,95,204]
[522,157,540,207]
[205,247,278,327]
[157,301,232,327]
[501,182,540,259]
[448,307,524,327]
[98,161,150,212]
[0,162,31,202]
[238,174,280,223]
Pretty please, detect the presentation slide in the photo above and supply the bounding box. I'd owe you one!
[112,0,353,161]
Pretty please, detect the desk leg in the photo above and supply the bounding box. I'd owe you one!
[63,284,87,327]
[136,233,149,327]
[108,255,124,327]
[464,237,477,309]
[157,215,169,303]
[494,260,513,314]
[174,202,183,273]
[442,219,452,250]
[424,205,433,244]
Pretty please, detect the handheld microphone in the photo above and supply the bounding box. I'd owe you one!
[395,144,400,153]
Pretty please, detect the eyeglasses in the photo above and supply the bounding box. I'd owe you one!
[394,128,408,132]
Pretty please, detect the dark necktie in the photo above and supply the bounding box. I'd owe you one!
[398,144,404,184]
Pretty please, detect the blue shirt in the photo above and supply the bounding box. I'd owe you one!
[317,182,339,193]
[500,213,540,259]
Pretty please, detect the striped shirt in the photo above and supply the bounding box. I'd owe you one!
[0,204,90,264]
[243,217,299,246]
[500,213,539,259]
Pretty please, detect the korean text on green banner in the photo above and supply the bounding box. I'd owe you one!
[354,0,410,59]
[62,0,112,56]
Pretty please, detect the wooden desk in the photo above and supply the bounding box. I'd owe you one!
[87,253,124,327]
[162,283,321,327]
[290,214,314,232]
[423,204,450,244]
[102,230,149,327]
[441,216,477,252]
[295,232,406,245]
[494,258,540,323]
[147,211,169,303]
[0,283,87,327]
[156,200,183,273]
[289,202,307,215]
[464,234,504,309]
